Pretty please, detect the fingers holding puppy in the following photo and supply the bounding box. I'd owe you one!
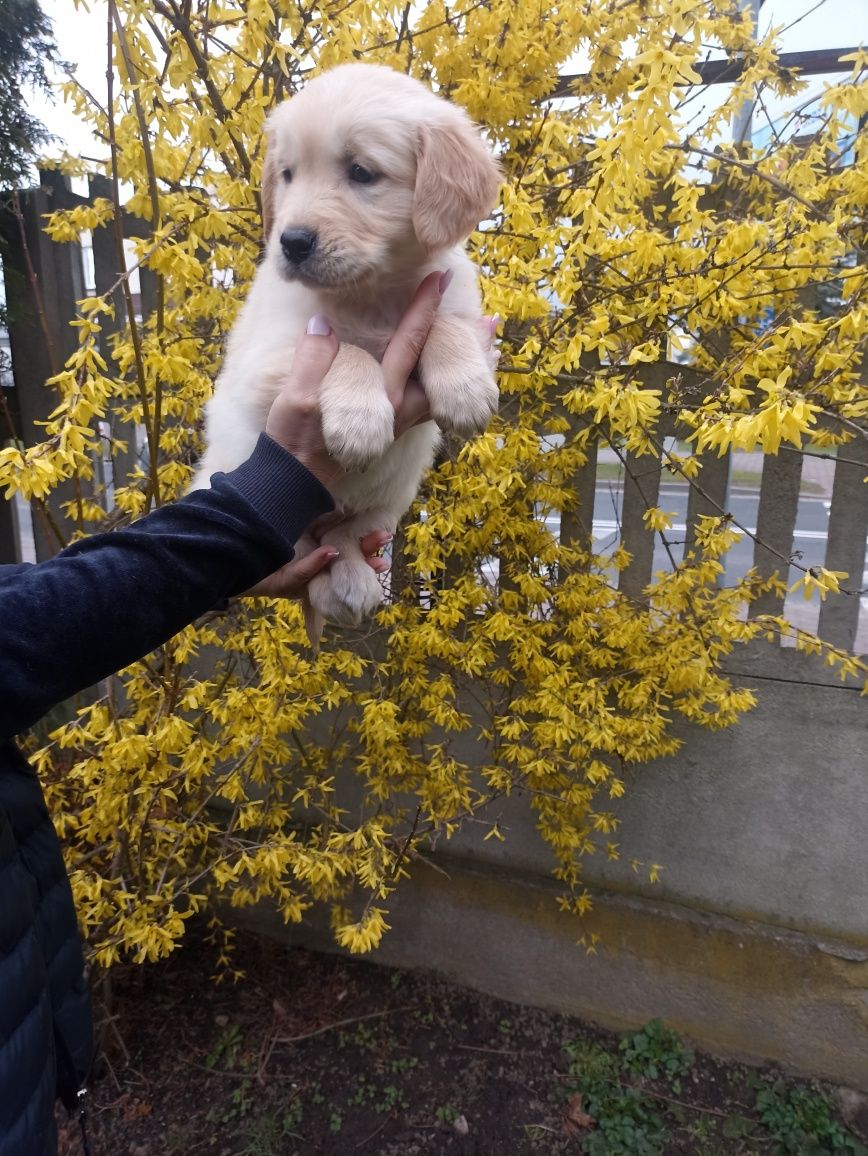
[242,529,392,599]
[381,269,449,409]
[264,315,342,488]
[386,275,500,437]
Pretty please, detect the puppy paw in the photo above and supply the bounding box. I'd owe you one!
[419,315,499,440]
[307,556,384,628]
[322,345,394,472]
[422,362,499,439]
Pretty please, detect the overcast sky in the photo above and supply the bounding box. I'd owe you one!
[28,0,863,159]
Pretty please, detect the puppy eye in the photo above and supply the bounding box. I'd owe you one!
[281,168,292,184]
[348,163,378,185]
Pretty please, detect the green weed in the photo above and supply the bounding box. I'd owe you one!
[581,1085,668,1155]
[205,1022,244,1070]
[205,1079,254,1126]
[236,1101,305,1156]
[435,1104,460,1125]
[753,1080,868,1155]
[620,1018,694,1091]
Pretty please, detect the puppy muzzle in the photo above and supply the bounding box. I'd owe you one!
[280,227,318,266]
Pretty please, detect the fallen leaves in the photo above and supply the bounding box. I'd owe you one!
[562,1091,596,1135]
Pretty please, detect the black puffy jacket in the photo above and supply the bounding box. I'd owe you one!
[0,436,332,1154]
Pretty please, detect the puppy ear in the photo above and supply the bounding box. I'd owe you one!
[260,138,278,245]
[413,117,501,251]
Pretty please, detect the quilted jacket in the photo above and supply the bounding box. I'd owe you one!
[0,436,333,1154]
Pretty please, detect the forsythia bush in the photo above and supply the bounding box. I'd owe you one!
[1,0,865,962]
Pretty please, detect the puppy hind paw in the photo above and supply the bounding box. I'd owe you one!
[307,557,385,628]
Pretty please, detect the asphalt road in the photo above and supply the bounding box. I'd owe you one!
[590,482,836,587]
[585,482,868,649]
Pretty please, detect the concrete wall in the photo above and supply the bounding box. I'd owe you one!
[237,644,868,1090]
[446,647,868,945]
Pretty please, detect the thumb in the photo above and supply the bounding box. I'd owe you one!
[287,545,340,585]
[240,544,339,598]
[278,317,340,394]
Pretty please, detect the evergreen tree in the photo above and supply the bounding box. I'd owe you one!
[0,0,56,189]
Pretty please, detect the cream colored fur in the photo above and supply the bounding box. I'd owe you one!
[190,63,500,636]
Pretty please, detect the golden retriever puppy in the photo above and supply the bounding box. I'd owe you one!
[191,63,500,638]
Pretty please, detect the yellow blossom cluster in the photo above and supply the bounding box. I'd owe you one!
[6,0,865,962]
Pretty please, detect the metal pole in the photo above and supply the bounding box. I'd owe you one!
[732,0,761,146]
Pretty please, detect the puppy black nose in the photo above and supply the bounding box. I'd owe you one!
[280,228,317,265]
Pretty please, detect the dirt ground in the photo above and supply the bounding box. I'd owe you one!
[56,924,868,1156]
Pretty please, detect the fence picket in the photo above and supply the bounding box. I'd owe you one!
[684,449,731,558]
[618,447,663,600]
[748,451,803,622]
[818,436,868,653]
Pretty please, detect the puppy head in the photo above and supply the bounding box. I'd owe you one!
[261,63,500,290]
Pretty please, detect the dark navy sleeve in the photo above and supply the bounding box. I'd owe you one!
[0,434,333,739]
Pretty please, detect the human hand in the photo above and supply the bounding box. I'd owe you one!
[264,269,456,489]
[243,529,392,599]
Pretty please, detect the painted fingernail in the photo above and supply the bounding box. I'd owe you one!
[438,269,453,294]
[306,314,332,336]
[324,548,340,559]
[489,314,501,339]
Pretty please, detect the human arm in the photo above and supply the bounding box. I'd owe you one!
[0,438,333,740]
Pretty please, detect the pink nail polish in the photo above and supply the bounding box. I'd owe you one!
[438,270,453,294]
[489,314,501,339]
[306,314,332,336]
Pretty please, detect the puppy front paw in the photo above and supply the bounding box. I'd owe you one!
[307,556,385,628]
[419,315,499,440]
[423,363,499,439]
[322,345,394,472]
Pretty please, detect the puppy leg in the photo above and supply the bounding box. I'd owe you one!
[189,404,263,491]
[321,344,395,472]
[306,510,396,629]
[189,354,290,491]
[286,531,327,650]
[418,314,499,440]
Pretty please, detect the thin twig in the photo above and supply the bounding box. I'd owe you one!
[10,191,61,378]
[557,1071,740,1121]
[256,1005,415,1079]
[667,142,833,225]
[457,1043,527,1056]
[106,0,161,509]
[353,1117,391,1151]
[272,1005,415,1047]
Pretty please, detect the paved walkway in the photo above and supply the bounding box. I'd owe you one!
[732,450,835,499]
[597,446,836,498]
